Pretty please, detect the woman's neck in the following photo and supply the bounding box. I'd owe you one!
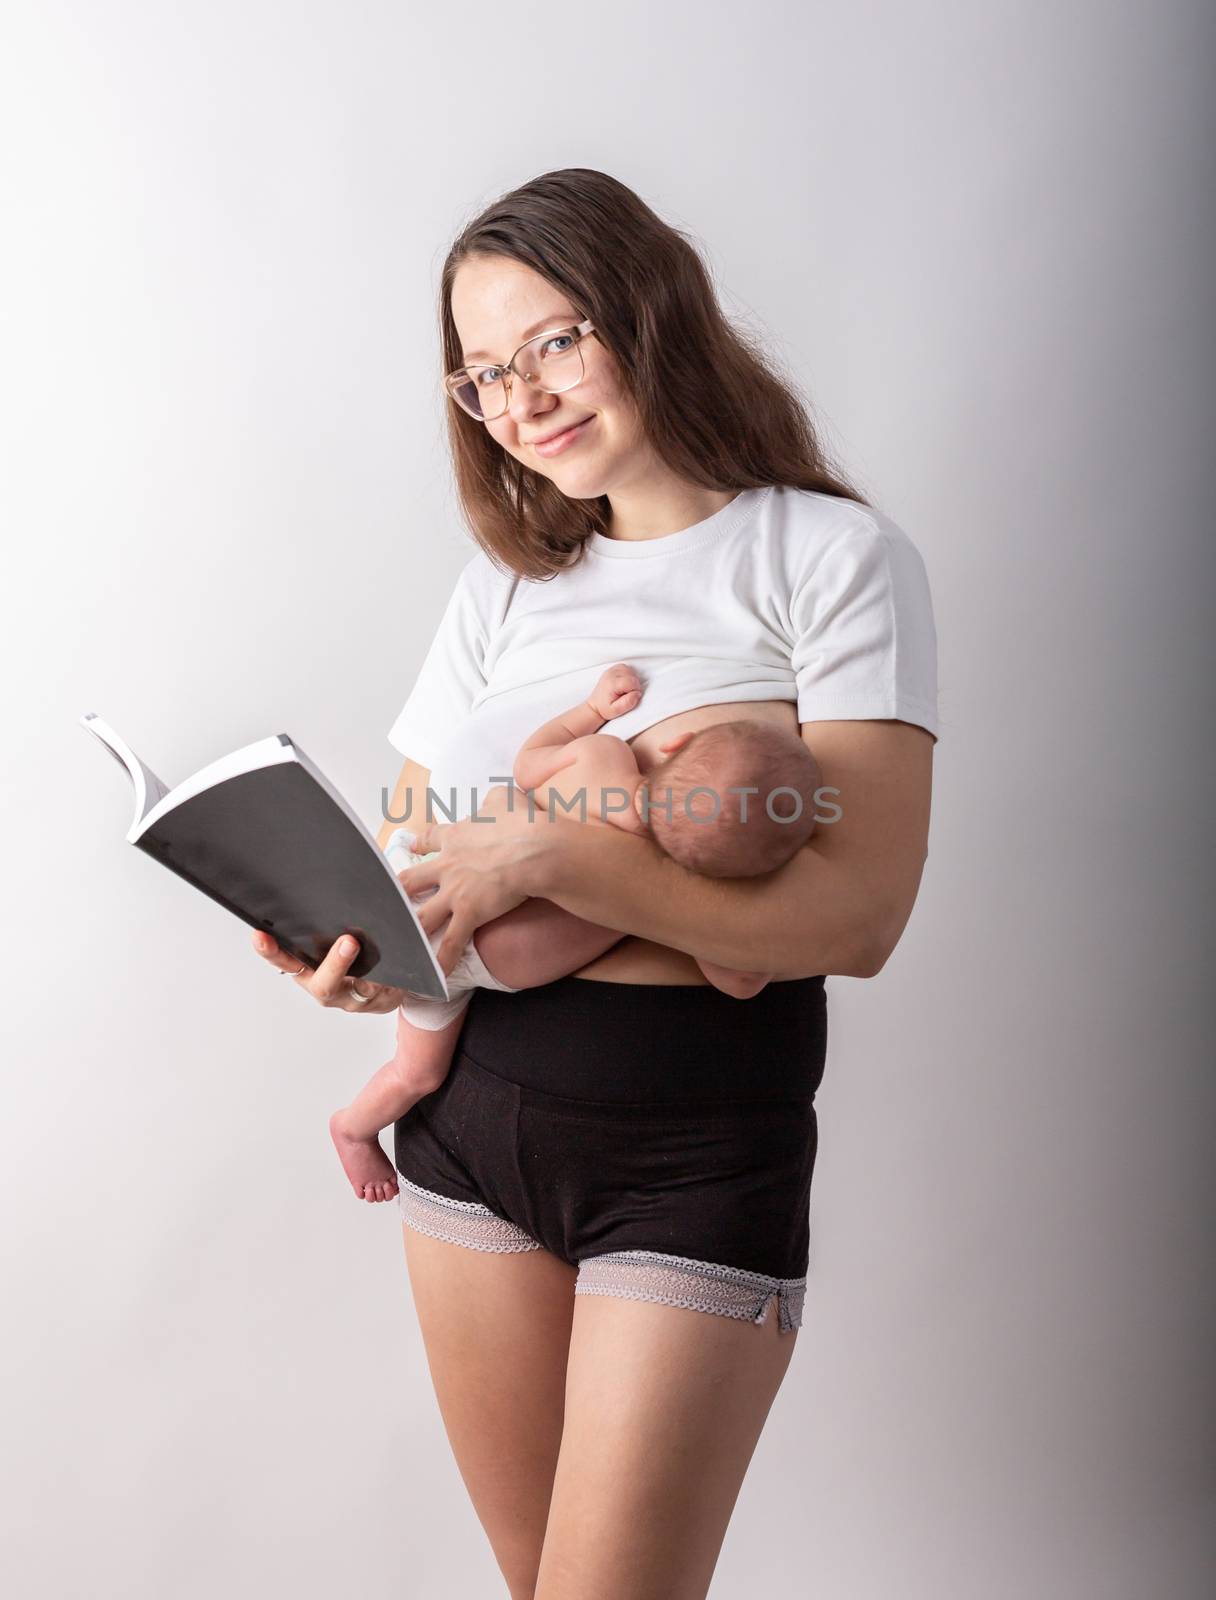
[604,475,739,542]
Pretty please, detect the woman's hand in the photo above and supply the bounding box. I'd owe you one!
[250,929,405,1014]
[397,783,563,975]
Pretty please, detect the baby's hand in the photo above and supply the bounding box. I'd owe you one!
[590,663,643,721]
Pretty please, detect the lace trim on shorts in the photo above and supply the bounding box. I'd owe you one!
[396,1176,542,1254]
[575,1249,807,1333]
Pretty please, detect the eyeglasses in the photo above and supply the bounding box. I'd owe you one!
[444,318,598,421]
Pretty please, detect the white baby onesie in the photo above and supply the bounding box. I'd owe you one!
[384,828,520,1031]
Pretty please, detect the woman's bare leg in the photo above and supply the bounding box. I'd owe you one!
[403,1226,578,1600]
[534,1295,798,1600]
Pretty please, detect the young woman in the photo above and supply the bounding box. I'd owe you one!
[253,167,938,1600]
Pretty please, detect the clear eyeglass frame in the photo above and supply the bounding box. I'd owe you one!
[443,318,598,421]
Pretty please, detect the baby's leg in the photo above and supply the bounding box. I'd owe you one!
[694,959,772,1001]
[386,827,625,990]
[473,899,626,989]
[329,1007,465,1202]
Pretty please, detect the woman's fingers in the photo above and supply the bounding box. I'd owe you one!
[313,936,401,1012]
[392,881,456,975]
[309,933,364,1003]
[434,911,474,977]
[251,929,399,1012]
[412,893,453,940]
[408,817,445,854]
[397,855,442,897]
[251,930,314,977]
[398,876,446,936]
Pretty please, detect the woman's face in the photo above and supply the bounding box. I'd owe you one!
[450,254,650,500]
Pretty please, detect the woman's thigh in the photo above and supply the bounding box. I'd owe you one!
[402,1223,577,1600]
[535,1293,798,1600]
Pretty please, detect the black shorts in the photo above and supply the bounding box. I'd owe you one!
[394,972,828,1333]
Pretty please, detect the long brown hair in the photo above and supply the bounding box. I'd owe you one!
[439,168,868,581]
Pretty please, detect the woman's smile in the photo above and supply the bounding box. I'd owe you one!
[531,415,595,457]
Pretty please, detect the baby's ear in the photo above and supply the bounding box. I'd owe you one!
[657,731,696,756]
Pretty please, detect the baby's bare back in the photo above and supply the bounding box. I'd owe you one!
[526,734,642,830]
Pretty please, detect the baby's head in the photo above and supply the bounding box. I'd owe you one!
[632,720,822,878]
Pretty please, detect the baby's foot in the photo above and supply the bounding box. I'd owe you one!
[328,1109,400,1203]
[696,960,771,1000]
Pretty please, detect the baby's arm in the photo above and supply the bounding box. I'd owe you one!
[513,663,642,792]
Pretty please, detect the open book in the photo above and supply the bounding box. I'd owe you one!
[80,713,448,999]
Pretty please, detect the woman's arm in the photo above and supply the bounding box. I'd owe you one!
[383,754,626,985]
[378,757,432,851]
[546,720,933,978]
[406,720,933,980]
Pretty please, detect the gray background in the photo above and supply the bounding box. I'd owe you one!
[2,1,1212,1595]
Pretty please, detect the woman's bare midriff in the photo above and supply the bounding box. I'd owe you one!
[569,698,802,985]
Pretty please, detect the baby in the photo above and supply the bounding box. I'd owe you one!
[329,663,823,1201]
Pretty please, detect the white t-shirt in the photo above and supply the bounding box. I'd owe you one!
[388,485,939,824]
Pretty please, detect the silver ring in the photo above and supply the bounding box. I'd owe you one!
[279,963,308,977]
[348,983,373,1005]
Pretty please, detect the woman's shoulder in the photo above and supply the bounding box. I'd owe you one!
[764,485,924,559]
[448,544,521,629]
[758,485,933,597]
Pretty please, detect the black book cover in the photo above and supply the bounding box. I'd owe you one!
[81,714,447,999]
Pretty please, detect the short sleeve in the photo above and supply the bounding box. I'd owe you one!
[387,557,490,767]
[789,515,939,741]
